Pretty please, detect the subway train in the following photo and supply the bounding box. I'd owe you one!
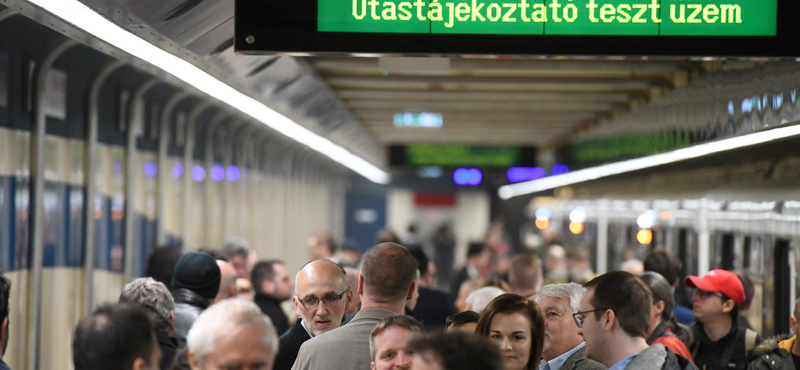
[510,128,800,340]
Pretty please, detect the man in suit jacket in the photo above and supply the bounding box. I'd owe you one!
[274,260,352,370]
[292,243,418,370]
[535,283,607,370]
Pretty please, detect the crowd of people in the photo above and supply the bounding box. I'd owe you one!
[0,231,797,370]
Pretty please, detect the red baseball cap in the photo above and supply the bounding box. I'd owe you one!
[684,269,745,306]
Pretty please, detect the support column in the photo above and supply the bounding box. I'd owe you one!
[156,92,189,246]
[124,78,158,284]
[29,37,78,370]
[84,60,124,315]
[203,112,229,246]
[183,103,212,249]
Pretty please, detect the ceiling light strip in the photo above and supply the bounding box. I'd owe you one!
[28,0,390,184]
[498,123,800,200]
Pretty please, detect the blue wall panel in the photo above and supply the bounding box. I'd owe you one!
[345,185,387,253]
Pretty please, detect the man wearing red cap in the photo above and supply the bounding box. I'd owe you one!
[684,269,761,370]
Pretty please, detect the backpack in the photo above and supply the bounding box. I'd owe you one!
[663,347,700,370]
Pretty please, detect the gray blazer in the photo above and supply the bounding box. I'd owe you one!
[562,346,607,370]
[291,308,398,370]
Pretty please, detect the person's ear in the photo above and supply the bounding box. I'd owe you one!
[346,289,354,306]
[722,299,736,314]
[791,315,798,334]
[131,358,148,370]
[0,317,7,354]
[654,301,666,316]
[358,274,365,296]
[189,349,202,370]
[371,361,376,370]
[293,296,303,317]
[406,281,417,300]
[603,310,615,332]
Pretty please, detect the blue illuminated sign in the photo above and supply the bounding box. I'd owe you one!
[394,112,443,128]
[453,168,482,185]
[507,167,545,183]
[227,166,241,182]
[211,164,225,182]
[552,164,570,175]
[192,166,206,182]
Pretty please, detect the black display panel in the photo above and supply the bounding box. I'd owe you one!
[235,0,800,57]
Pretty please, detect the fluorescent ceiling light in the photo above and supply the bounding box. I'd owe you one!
[27,0,390,184]
[498,123,800,200]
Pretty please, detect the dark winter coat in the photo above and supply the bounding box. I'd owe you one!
[748,335,796,370]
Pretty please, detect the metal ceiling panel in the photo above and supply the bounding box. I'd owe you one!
[158,0,233,46]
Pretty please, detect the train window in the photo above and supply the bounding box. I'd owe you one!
[721,233,735,270]
[745,236,764,273]
[774,238,791,334]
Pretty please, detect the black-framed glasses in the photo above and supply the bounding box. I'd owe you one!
[572,308,609,328]
[296,289,348,308]
[693,288,725,300]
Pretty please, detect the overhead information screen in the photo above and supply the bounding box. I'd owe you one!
[235,0,799,56]
[318,0,776,36]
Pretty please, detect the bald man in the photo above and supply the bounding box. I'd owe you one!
[274,259,353,370]
[213,260,237,303]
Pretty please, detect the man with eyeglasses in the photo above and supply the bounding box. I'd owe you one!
[576,271,696,370]
[292,243,418,370]
[274,260,353,370]
[684,269,761,370]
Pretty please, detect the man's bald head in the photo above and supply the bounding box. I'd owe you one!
[361,243,418,303]
[296,260,348,291]
[214,260,237,303]
[293,259,351,337]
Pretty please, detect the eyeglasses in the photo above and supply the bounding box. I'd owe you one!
[693,288,725,300]
[296,289,349,308]
[572,308,609,328]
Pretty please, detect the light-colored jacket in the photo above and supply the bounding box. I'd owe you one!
[291,308,398,370]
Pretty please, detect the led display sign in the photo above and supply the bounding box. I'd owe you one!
[318,0,776,36]
[235,0,800,57]
[390,145,536,167]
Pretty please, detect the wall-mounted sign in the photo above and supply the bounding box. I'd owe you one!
[235,0,798,57]
[394,112,443,128]
[319,0,775,36]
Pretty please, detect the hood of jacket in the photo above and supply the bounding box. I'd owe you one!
[754,335,794,357]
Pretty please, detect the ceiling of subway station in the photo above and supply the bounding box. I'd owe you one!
[74,0,734,154]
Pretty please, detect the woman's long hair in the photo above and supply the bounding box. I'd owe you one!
[476,293,545,370]
[639,272,693,346]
